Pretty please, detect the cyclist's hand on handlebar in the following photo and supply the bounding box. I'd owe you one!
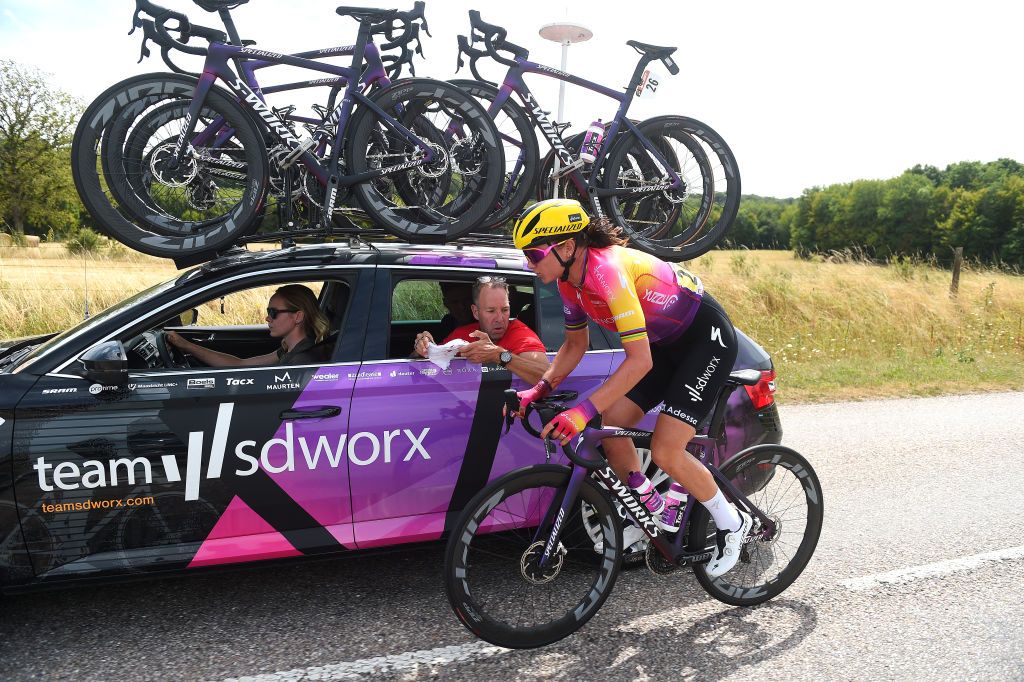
[507,378,552,419]
[541,399,597,445]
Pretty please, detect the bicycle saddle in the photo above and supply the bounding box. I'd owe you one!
[335,6,400,22]
[626,40,677,59]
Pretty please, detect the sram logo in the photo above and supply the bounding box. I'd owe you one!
[32,403,432,500]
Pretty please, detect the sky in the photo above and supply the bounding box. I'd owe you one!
[1,0,1021,199]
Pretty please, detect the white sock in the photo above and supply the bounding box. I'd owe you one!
[702,489,741,531]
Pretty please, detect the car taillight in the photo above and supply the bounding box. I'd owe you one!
[744,369,777,410]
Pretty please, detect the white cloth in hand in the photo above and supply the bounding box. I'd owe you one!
[426,339,469,370]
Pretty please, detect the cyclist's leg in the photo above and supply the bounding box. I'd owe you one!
[600,397,647,481]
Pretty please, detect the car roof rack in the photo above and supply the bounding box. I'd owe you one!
[181,222,518,272]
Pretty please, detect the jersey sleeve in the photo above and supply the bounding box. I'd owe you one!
[558,284,589,332]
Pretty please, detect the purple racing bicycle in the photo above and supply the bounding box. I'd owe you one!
[450,10,741,261]
[443,373,822,648]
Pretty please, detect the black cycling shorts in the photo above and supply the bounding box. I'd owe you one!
[625,293,739,428]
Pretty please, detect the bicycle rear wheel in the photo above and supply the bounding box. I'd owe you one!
[687,445,823,606]
[444,465,622,649]
[346,78,504,243]
[602,115,740,261]
[451,79,540,230]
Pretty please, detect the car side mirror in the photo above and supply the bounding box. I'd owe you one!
[164,308,198,327]
[78,340,129,385]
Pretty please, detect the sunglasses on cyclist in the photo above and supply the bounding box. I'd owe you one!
[266,307,298,320]
[522,241,564,265]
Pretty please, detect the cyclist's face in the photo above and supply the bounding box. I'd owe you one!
[472,286,511,341]
[525,241,568,284]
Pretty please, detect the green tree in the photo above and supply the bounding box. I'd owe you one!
[0,60,82,237]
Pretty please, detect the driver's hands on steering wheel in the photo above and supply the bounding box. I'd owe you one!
[164,330,191,352]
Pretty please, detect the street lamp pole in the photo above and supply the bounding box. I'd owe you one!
[539,22,593,198]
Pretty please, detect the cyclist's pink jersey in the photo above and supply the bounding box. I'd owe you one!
[558,245,704,345]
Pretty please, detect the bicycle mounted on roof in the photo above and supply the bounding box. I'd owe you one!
[451,10,741,261]
[71,0,505,267]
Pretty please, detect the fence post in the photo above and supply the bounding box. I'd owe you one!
[949,247,963,298]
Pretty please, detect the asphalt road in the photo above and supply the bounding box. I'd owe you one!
[2,391,1023,681]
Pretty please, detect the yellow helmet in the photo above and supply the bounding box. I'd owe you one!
[512,199,590,250]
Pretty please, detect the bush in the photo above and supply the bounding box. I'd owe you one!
[65,228,106,255]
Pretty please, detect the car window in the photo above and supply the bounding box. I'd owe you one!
[117,279,345,370]
[392,280,444,322]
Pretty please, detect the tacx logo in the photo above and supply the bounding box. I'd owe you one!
[31,403,433,500]
[226,378,254,386]
[685,356,722,402]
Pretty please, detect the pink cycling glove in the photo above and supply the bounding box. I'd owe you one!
[546,399,598,443]
[515,378,552,415]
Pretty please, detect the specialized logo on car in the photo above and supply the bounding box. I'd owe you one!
[685,356,722,403]
[31,403,432,499]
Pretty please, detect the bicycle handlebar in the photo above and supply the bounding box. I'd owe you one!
[467,10,529,69]
[456,34,493,85]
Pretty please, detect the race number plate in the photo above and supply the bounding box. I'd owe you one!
[634,68,662,99]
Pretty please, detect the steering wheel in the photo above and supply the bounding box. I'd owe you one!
[153,330,188,368]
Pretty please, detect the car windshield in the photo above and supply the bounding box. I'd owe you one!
[8,276,183,373]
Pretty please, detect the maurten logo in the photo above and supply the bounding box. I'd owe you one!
[31,402,432,500]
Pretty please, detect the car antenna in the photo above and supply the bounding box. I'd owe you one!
[82,250,90,320]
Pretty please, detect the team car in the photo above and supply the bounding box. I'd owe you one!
[0,242,780,591]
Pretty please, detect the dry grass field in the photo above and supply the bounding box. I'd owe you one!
[3,244,1023,403]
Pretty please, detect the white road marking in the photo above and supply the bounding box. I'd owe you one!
[219,642,508,682]
[840,545,1024,591]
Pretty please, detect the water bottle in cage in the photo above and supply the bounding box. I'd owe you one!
[658,482,689,531]
[579,119,605,164]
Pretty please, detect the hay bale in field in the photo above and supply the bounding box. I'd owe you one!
[0,233,12,246]
[23,235,40,247]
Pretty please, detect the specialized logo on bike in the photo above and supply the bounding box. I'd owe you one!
[685,356,722,403]
[31,402,432,500]
[598,466,660,537]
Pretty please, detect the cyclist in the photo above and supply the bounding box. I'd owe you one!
[511,198,751,577]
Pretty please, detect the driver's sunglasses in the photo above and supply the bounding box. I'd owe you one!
[522,241,563,265]
[266,307,298,319]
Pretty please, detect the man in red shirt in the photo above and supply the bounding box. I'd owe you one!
[414,276,549,383]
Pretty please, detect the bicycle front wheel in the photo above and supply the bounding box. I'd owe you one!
[688,445,823,606]
[444,465,622,649]
[346,78,504,243]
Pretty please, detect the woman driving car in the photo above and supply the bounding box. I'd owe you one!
[165,284,329,367]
